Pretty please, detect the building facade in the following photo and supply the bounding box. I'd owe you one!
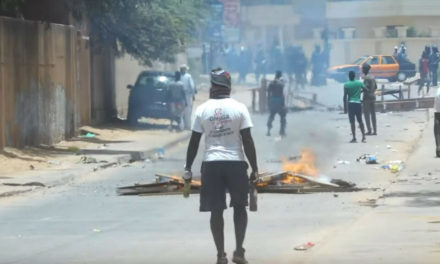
[325,0,440,66]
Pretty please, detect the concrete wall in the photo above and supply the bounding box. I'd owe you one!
[327,0,440,19]
[240,4,300,49]
[327,0,440,39]
[0,16,90,148]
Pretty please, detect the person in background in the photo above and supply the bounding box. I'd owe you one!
[419,50,430,96]
[184,68,258,264]
[435,87,440,157]
[295,47,307,89]
[180,64,196,130]
[254,44,266,84]
[429,45,440,87]
[362,64,377,135]
[393,46,399,57]
[238,46,250,84]
[344,71,366,143]
[266,70,287,137]
[167,71,187,131]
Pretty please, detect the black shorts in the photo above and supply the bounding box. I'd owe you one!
[348,103,362,123]
[200,161,249,212]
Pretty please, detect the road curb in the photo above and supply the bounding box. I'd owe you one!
[0,133,191,199]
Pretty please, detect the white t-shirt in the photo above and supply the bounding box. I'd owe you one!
[435,88,440,113]
[181,72,195,95]
[192,98,253,161]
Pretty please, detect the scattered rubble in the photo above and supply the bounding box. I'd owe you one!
[381,160,404,173]
[79,156,98,164]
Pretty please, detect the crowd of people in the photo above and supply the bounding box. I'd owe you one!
[418,44,440,95]
[201,41,328,88]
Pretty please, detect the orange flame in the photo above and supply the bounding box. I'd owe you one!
[281,149,319,184]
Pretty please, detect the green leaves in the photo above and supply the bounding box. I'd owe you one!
[1,0,205,65]
[78,0,207,65]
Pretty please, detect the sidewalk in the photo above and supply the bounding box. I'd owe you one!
[303,111,440,264]
[0,122,191,198]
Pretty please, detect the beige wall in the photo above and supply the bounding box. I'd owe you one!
[327,0,440,19]
[327,0,440,39]
[240,4,300,49]
[0,16,90,148]
[328,16,440,39]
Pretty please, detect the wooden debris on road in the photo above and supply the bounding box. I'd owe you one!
[117,173,201,196]
[117,171,360,196]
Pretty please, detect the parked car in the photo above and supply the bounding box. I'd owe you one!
[127,71,174,125]
[327,55,416,83]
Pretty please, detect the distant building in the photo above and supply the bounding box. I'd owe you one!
[240,1,298,50]
[327,0,440,39]
[325,0,440,66]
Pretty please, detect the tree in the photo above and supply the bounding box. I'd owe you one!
[69,0,207,65]
[1,0,207,65]
[0,0,24,16]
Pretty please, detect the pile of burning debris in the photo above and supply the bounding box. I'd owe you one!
[117,150,360,196]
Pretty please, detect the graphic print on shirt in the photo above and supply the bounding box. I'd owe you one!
[208,108,233,138]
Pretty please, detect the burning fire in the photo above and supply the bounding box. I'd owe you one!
[281,149,319,184]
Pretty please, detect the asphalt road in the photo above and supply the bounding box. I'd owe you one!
[0,82,435,264]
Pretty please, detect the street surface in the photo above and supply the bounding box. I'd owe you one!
[0,82,439,264]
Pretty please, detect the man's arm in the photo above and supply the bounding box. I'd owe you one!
[363,78,373,94]
[189,75,196,94]
[185,131,202,171]
[343,86,348,114]
[240,128,258,177]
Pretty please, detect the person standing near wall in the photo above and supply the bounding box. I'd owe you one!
[435,87,440,157]
[180,64,196,130]
[429,45,440,87]
[419,50,430,96]
[167,71,187,131]
[362,64,377,136]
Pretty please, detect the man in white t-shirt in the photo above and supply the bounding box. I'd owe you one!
[435,88,440,157]
[184,68,258,264]
[180,64,196,130]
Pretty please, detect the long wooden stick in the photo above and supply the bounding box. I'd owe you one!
[155,173,201,187]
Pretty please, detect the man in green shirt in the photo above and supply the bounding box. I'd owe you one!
[343,71,366,143]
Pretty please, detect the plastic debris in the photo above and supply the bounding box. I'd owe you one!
[80,132,96,138]
[337,160,350,165]
[382,160,404,173]
[92,228,101,233]
[357,154,378,164]
[294,242,315,251]
[155,147,165,159]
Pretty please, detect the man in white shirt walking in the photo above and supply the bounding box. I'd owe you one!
[435,88,440,157]
[184,68,259,264]
[180,64,196,130]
